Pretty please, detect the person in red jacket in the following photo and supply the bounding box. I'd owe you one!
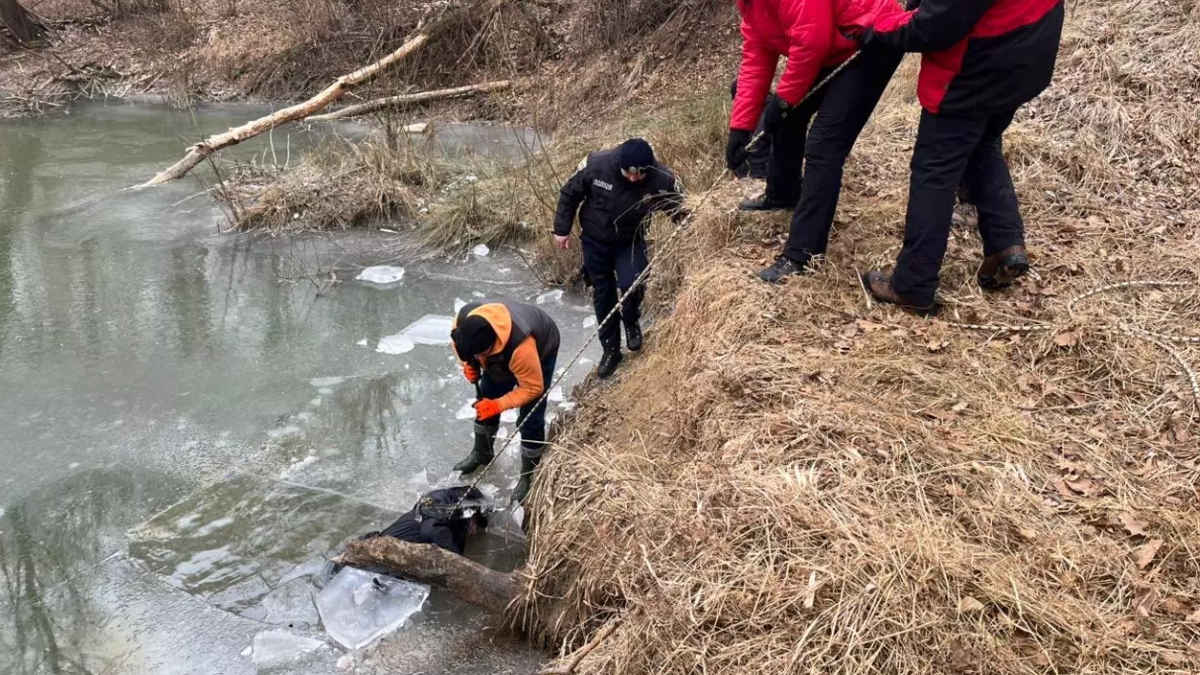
[858,0,1065,314]
[726,0,905,283]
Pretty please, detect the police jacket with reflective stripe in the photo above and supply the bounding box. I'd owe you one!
[552,148,683,244]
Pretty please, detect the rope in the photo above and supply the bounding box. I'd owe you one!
[454,56,862,510]
[744,52,861,153]
[942,277,1200,411]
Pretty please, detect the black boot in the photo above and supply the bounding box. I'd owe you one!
[597,348,623,379]
[624,322,643,352]
[452,422,497,474]
[511,453,541,504]
[756,255,807,283]
[739,193,797,212]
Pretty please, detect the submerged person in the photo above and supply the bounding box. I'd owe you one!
[552,138,685,379]
[450,300,560,504]
[725,0,905,282]
[321,486,493,581]
[365,486,492,555]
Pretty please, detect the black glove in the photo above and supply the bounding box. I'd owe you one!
[725,129,754,172]
[761,97,792,136]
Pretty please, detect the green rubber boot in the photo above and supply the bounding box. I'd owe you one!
[510,453,541,504]
[453,422,498,474]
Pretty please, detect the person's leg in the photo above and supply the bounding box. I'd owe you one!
[452,371,512,473]
[613,236,649,351]
[966,110,1024,256]
[888,111,988,306]
[757,87,825,206]
[581,236,620,352]
[780,48,903,265]
[512,355,556,503]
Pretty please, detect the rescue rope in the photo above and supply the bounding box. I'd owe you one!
[453,56,864,511]
[940,277,1200,411]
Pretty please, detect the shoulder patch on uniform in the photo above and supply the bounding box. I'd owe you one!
[571,156,588,176]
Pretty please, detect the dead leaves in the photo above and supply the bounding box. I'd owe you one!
[957,596,986,614]
[1134,539,1164,569]
[1117,512,1150,537]
[1053,331,1080,348]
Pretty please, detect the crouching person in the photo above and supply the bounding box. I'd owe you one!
[450,300,560,504]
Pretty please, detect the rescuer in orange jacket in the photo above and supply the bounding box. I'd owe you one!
[857,0,1065,313]
[450,300,560,504]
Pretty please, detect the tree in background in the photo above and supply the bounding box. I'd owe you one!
[0,0,45,45]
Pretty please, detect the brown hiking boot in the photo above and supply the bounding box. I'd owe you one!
[860,271,939,317]
[977,245,1029,290]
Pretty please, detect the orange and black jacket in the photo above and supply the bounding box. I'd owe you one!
[452,301,560,411]
[870,0,1064,117]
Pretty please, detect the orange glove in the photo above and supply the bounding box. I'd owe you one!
[474,398,502,421]
[462,361,480,383]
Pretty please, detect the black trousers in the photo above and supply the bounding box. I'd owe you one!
[891,109,1026,306]
[581,235,647,351]
[778,47,902,261]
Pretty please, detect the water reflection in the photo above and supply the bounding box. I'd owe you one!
[0,468,184,675]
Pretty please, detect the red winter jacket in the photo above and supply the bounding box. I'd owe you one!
[731,0,902,131]
[870,0,1064,116]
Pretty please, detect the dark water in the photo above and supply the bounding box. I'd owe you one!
[0,101,594,674]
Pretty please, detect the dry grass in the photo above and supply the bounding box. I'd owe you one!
[516,1,1200,673]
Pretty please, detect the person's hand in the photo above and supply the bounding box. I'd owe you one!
[462,361,480,383]
[761,97,791,135]
[474,398,502,421]
[554,234,571,250]
[725,129,753,172]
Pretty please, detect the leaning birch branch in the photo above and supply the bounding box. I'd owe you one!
[306,80,515,121]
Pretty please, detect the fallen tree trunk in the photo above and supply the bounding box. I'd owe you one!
[137,0,511,188]
[306,80,515,121]
[337,537,520,615]
[136,32,429,187]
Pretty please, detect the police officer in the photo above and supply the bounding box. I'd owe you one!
[552,138,685,379]
[450,300,560,504]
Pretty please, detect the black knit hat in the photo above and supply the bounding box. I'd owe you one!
[452,314,497,359]
[617,138,655,172]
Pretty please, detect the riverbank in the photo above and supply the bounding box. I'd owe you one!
[516,1,1200,673]
[6,0,1200,672]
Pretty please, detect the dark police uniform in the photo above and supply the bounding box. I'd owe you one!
[552,148,684,351]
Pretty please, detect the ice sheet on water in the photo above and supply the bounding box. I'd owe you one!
[355,265,405,286]
[257,579,320,629]
[400,314,454,345]
[535,289,563,305]
[376,333,415,355]
[356,338,368,347]
[251,629,326,669]
[310,377,347,388]
[558,402,578,412]
[582,315,597,328]
[472,244,490,257]
[454,400,476,420]
[453,297,468,313]
[128,475,389,599]
[316,568,430,650]
[501,409,518,423]
[548,387,564,403]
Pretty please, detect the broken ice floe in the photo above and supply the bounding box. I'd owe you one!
[316,568,429,650]
[355,266,405,286]
[249,629,326,669]
[535,289,563,305]
[472,244,490,257]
